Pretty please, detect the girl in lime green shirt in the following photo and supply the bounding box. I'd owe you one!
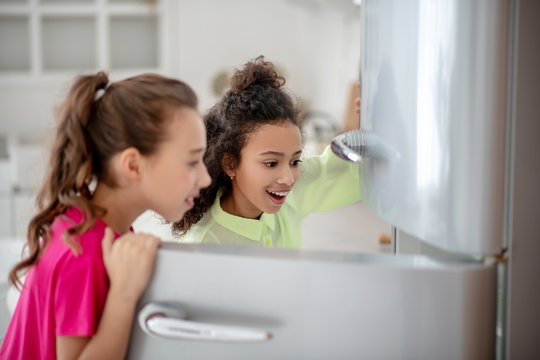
[173,56,360,248]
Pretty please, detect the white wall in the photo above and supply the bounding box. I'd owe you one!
[170,0,361,118]
[0,0,361,139]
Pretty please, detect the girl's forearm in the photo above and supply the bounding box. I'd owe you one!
[58,232,159,359]
[77,286,139,360]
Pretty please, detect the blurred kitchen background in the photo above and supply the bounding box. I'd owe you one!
[0,0,390,248]
[0,0,391,337]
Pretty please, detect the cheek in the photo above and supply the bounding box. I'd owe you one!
[170,169,194,194]
[176,171,195,189]
[238,166,264,189]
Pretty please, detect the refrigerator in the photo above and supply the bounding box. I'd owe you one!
[127,0,540,359]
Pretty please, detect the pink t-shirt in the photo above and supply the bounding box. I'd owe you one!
[0,208,120,360]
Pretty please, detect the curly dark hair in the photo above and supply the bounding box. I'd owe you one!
[172,56,301,235]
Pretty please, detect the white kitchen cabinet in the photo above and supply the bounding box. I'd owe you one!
[0,0,164,75]
[0,15,30,72]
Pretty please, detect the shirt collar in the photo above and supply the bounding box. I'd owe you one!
[211,189,275,242]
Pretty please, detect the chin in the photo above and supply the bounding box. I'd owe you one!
[161,210,185,223]
[263,206,282,214]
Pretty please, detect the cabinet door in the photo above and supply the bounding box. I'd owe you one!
[0,0,163,74]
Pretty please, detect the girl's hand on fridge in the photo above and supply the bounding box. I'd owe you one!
[355,81,361,114]
[102,228,161,302]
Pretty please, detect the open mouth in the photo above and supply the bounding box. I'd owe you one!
[266,190,289,204]
[186,193,199,208]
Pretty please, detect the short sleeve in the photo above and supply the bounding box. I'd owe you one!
[54,253,108,337]
[291,145,361,217]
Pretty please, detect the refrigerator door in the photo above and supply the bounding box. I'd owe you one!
[358,0,509,255]
[128,243,496,360]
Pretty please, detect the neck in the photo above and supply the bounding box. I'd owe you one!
[91,183,143,234]
[220,190,262,220]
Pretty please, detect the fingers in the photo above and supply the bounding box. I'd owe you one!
[128,233,161,253]
[127,234,161,270]
[113,232,161,261]
[103,232,161,301]
[121,233,161,298]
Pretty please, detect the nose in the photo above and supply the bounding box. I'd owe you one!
[277,165,296,186]
[199,165,212,189]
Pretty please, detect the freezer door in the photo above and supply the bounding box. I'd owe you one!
[127,243,496,359]
[359,0,509,255]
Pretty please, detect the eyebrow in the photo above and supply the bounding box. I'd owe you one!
[258,150,302,157]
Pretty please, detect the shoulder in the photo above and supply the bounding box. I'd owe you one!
[49,218,108,296]
[47,208,107,264]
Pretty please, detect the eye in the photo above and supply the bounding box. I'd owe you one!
[290,159,302,167]
[264,161,278,168]
[188,160,199,168]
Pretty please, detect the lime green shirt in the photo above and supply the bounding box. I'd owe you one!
[180,145,361,248]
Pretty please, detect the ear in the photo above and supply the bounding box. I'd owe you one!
[221,153,237,178]
[118,147,144,181]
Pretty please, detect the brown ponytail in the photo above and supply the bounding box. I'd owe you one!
[9,71,198,288]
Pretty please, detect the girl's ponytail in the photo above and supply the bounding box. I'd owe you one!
[9,73,108,288]
[53,72,108,196]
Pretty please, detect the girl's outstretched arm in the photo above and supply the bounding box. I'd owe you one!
[57,228,161,360]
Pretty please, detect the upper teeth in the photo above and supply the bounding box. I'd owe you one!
[187,197,194,201]
[268,191,288,196]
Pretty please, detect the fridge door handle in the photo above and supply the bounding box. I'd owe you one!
[138,302,273,342]
[330,129,366,163]
[331,129,401,163]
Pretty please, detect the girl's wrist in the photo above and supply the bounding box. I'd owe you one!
[107,284,142,306]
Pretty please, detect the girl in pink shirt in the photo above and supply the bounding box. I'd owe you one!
[0,72,211,359]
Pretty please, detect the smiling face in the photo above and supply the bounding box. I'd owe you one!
[221,121,302,219]
[140,107,211,222]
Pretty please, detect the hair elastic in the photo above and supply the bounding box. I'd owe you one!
[94,82,111,101]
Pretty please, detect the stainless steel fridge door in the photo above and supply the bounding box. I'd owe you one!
[127,243,496,359]
[359,0,510,255]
